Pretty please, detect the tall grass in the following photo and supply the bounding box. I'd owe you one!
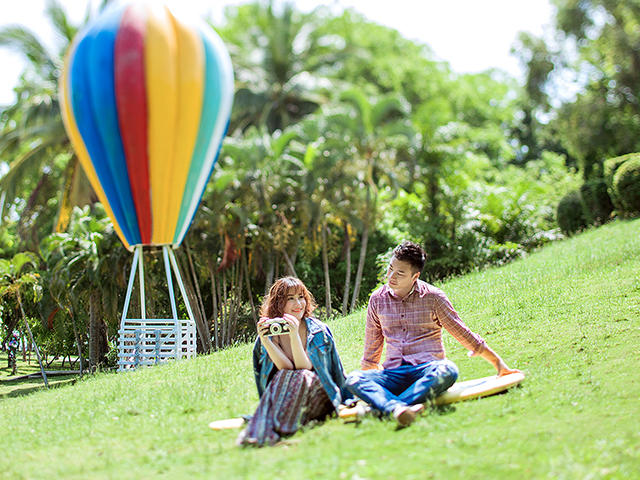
[1,219,638,479]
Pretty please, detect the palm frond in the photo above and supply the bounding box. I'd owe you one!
[45,0,78,43]
[0,26,56,75]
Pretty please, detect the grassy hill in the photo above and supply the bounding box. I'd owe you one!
[1,219,639,479]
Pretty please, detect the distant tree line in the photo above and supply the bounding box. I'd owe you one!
[0,0,637,368]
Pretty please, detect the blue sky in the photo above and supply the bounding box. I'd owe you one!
[0,0,555,106]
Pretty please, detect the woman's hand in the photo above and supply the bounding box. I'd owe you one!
[256,317,293,370]
[257,317,273,343]
[282,313,300,335]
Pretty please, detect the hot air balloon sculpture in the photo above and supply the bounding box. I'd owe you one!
[59,1,234,370]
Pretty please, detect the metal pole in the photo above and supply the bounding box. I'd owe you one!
[167,248,196,323]
[120,247,140,327]
[168,248,198,360]
[163,246,178,320]
[163,245,181,360]
[137,245,146,320]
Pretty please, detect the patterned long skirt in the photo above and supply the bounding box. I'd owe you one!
[237,369,334,447]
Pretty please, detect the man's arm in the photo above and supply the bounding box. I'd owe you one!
[434,290,520,376]
[361,297,384,370]
[471,344,521,376]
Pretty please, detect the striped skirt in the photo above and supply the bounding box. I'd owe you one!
[237,369,334,447]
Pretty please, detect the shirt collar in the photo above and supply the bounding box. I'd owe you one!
[305,317,323,335]
[383,280,428,299]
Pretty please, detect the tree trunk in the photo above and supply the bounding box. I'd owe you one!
[321,221,332,319]
[186,243,208,328]
[66,307,85,375]
[241,247,257,324]
[184,245,212,351]
[341,220,352,315]
[89,289,99,369]
[208,259,219,350]
[221,269,228,346]
[350,220,369,312]
[176,252,211,353]
[264,253,275,295]
[281,249,297,278]
[16,292,48,388]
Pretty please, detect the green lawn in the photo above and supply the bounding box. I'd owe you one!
[1,219,639,479]
[0,352,79,399]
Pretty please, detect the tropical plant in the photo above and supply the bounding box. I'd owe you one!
[0,0,93,248]
[40,205,125,369]
[0,251,48,385]
[219,1,343,133]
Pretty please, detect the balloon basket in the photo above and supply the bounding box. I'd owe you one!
[117,245,197,371]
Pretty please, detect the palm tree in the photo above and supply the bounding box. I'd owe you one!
[321,90,413,311]
[0,1,92,245]
[41,205,125,369]
[0,252,48,386]
[219,1,346,133]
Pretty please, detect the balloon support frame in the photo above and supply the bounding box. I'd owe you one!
[117,245,196,371]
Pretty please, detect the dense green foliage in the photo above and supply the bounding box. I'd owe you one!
[0,0,638,361]
[579,179,613,225]
[556,190,587,235]
[613,158,640,215]
[0,219,638,478]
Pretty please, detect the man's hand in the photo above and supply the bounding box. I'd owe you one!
[496,359,522,377]
[474,346,521,377]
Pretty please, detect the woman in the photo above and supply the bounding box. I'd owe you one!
[237,276,353,447]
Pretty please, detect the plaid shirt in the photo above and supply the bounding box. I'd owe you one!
[361,280,486,369]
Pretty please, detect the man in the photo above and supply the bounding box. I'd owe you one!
[346,241,519,427]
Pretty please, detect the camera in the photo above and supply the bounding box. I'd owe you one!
[265,318,290,336]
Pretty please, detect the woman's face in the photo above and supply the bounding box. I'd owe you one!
[283,289,306,320]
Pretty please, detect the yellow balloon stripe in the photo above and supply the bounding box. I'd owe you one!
[146,4,178,244]
[59,45,131,250]
[163,9,204,244]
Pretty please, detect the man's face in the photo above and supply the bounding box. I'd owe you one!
[386,256,419,294]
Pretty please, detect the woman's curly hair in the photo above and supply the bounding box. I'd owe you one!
[260,276,317,319]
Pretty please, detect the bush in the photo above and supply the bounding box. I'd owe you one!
[579,180,613,225]
[604,153,638,211]
[604,153,638,187]
[557,190,588,235]
[612,158,640,216]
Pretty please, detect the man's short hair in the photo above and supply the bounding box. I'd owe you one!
[392,241,426,274]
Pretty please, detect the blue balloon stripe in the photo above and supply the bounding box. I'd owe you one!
[174,119,229,246]
[87,5,141,245]
[69,23,136,245]
[173,28,223,243]
[173,25,234,245]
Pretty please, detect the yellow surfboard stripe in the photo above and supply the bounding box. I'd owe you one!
[59,47,131,250]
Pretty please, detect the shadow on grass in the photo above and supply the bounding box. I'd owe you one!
[0,375,79,400]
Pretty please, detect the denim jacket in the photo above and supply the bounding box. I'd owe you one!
[252,317,354,411]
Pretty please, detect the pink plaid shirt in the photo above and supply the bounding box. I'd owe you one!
[361,280,486,369]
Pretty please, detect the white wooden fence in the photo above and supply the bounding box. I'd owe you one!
[117,319,196,371]
[117,245,198,371]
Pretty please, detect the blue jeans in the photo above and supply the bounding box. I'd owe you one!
[345,359,459,415]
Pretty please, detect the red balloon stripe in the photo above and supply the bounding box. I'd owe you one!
[114,4,152,244]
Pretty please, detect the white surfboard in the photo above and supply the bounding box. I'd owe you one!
[434,371,525,405]
[339,372,525,421]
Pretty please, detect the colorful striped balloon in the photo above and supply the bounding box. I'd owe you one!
[60,2,234,249]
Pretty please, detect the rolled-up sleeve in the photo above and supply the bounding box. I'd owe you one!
[434,291,486,355]
[361,296,384,369]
